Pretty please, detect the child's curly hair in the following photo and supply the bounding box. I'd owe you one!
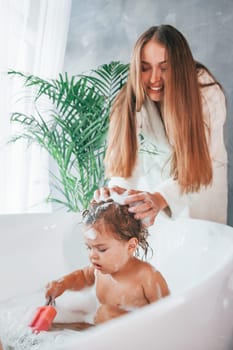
[82,199,150,258]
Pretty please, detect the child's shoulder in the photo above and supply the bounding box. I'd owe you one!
[135,258,157,274]
[136,260,170,296]
[136,259,167,282]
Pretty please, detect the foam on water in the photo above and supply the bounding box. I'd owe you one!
[0,290,94,350]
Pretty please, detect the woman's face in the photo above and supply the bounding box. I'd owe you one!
[141,40,168,102]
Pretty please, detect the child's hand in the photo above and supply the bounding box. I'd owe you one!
[45,278,66,301]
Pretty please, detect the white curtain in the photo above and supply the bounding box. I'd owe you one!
[0,0,72,213]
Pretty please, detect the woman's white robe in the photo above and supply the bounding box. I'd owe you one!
[109,70,228,224]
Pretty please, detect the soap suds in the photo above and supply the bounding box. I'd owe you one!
[84,228,97,240]
[110,191,129,205]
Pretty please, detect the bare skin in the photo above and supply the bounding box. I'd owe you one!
[45,220,169,324]
[141,40,167,103]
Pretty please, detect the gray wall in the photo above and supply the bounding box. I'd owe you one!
[63,0,233,226]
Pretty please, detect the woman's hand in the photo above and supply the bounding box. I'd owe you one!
[93,187,168,226]
[94,304,128,324]
[125,191,168,227]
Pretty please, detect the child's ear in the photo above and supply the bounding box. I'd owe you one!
[128,237,138,254]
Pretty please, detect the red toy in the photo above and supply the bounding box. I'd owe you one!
[29,298,57,333]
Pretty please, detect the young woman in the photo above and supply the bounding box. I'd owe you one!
[96,24,228,225]
[45,199,169,324]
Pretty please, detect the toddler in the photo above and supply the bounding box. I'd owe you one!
[45,199,169,324]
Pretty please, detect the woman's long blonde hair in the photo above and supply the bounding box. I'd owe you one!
[105,25,221,193]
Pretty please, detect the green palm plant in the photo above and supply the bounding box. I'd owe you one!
[8,61,129,211]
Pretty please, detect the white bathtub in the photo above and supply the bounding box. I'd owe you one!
[0,212,233,350]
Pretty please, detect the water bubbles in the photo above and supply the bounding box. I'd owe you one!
[0,291,84,350]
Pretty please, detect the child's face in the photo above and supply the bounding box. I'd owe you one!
[84,221,137,275]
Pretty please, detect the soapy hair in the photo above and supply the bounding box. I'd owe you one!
[82,199,150,258]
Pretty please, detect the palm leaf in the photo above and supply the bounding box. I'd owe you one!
[8,61,129,211]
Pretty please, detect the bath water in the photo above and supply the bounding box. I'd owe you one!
[0,290,96,350]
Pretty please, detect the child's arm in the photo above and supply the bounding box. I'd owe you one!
[45,265,95,300]
[142,265,170,303]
